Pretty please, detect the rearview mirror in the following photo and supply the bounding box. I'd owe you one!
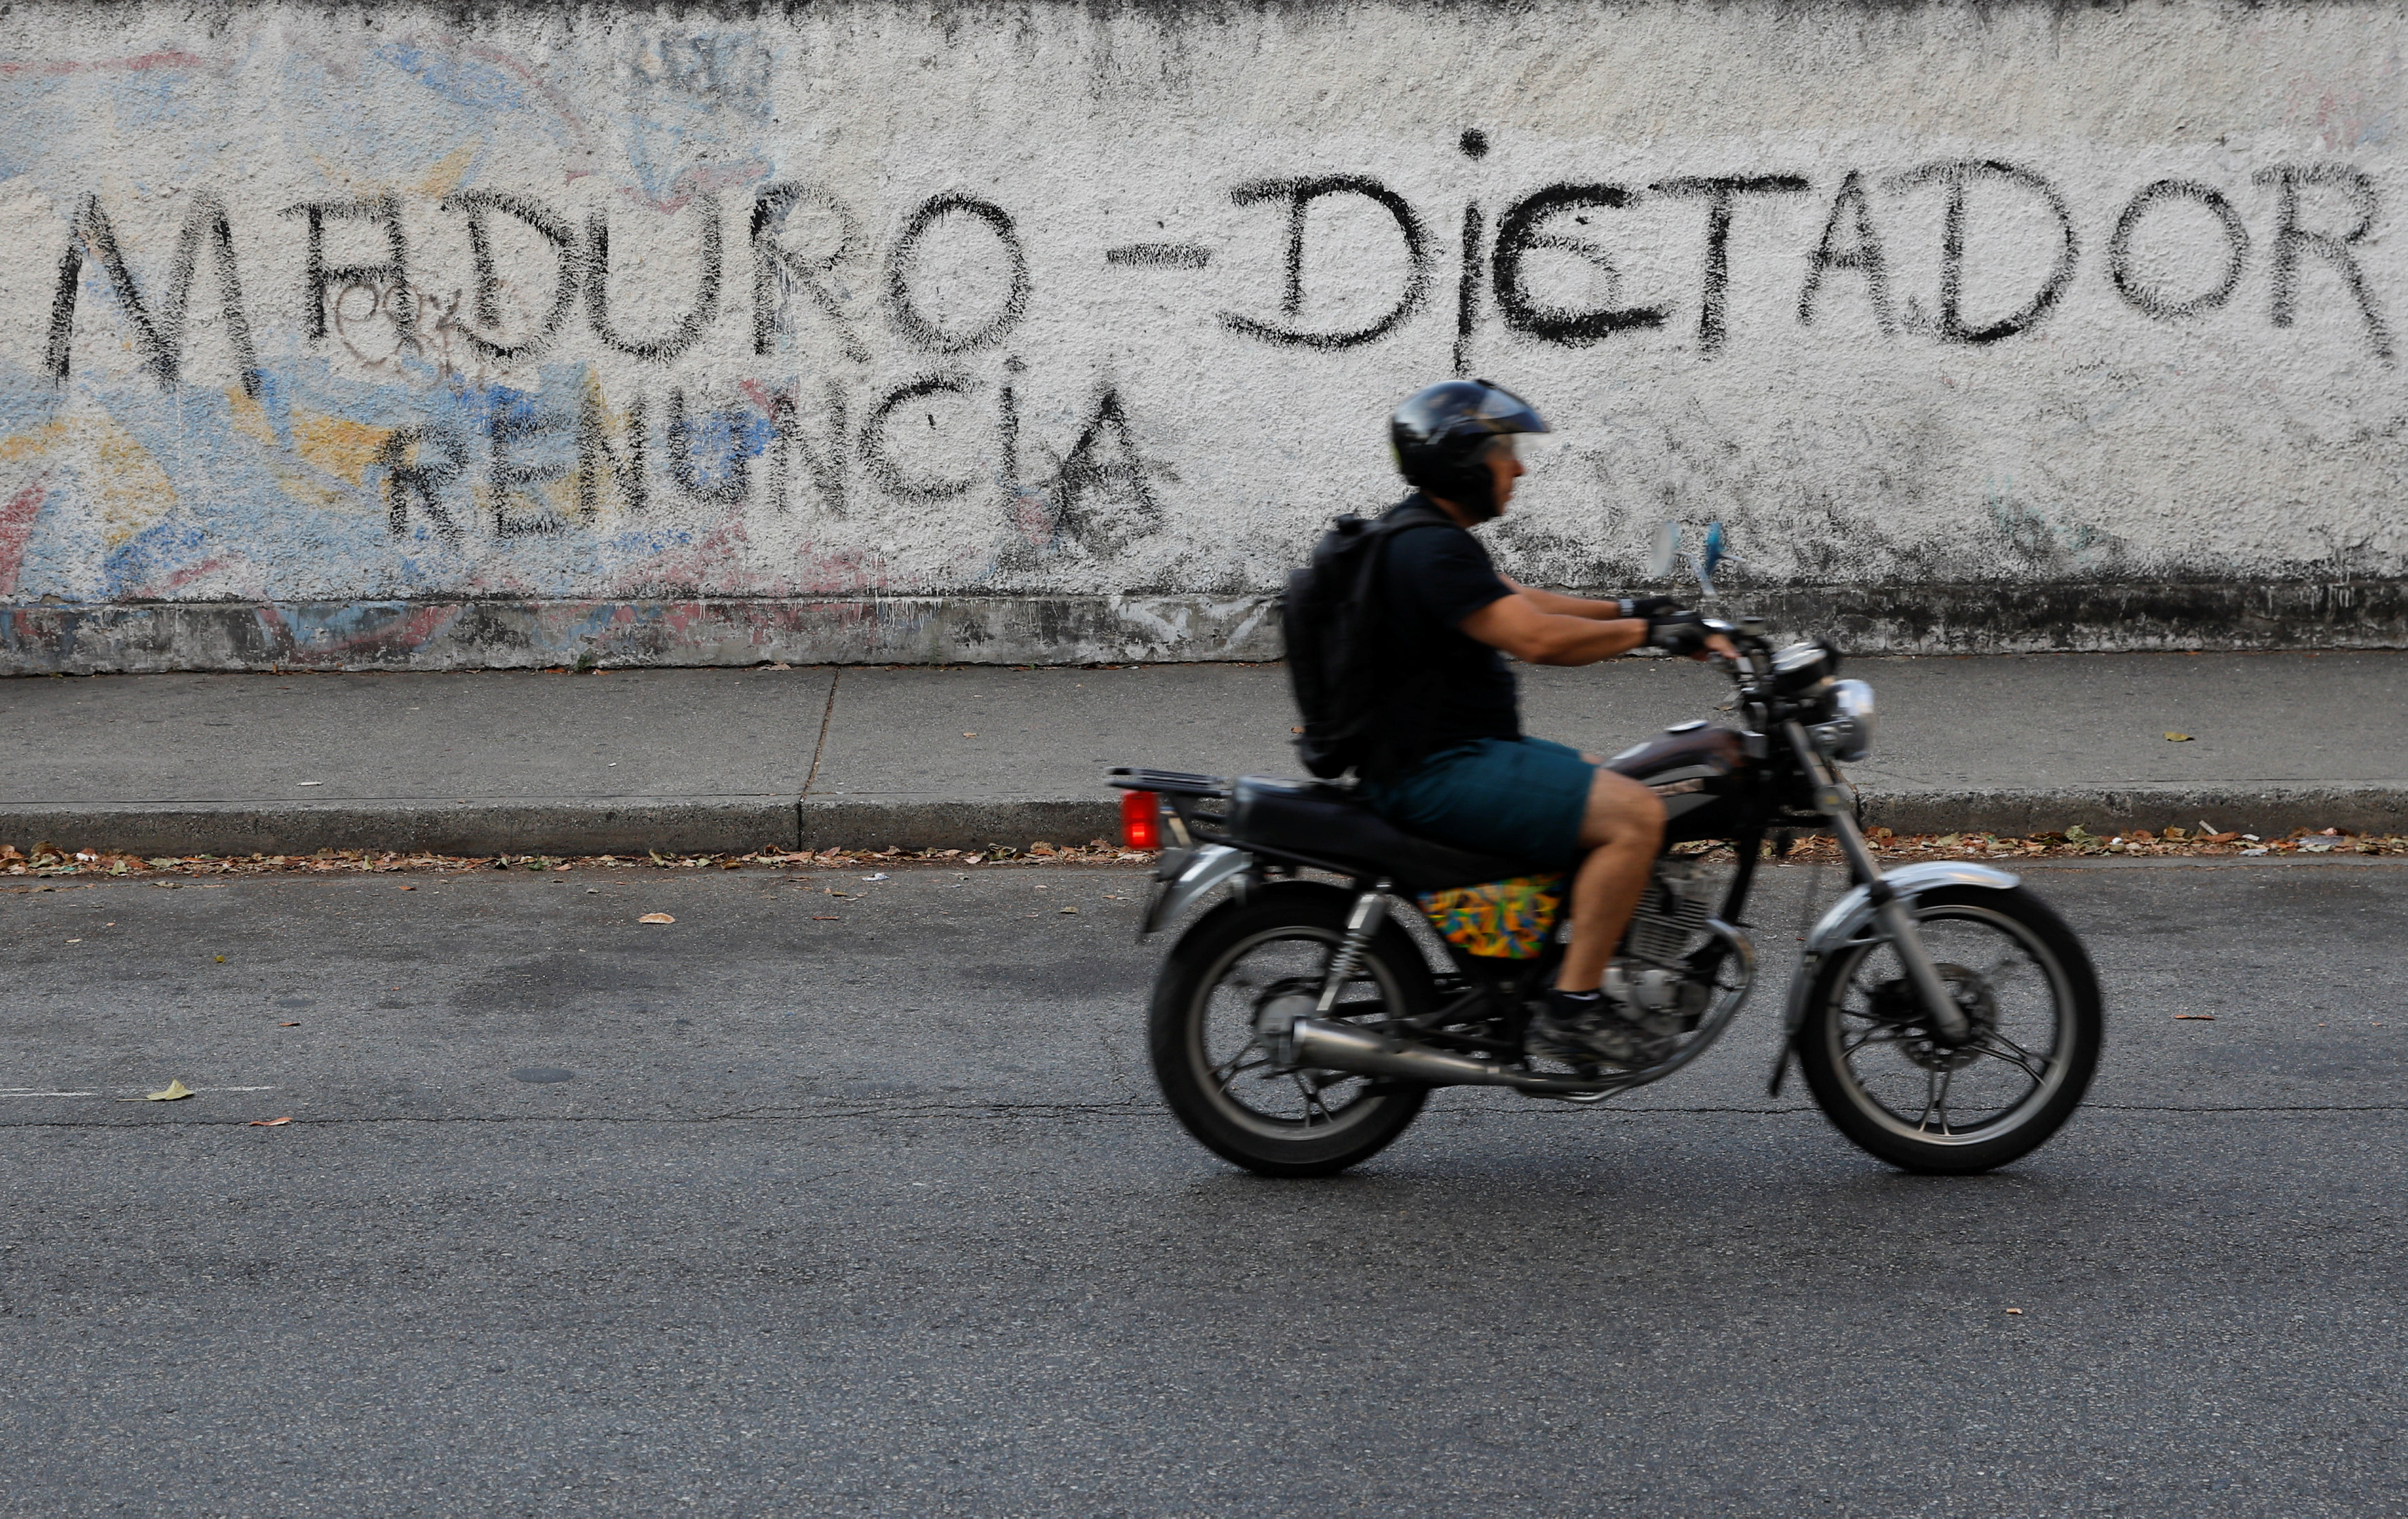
[1646,520,1730,600]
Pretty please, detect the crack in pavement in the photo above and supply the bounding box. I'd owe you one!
[4,1100,2400,1133]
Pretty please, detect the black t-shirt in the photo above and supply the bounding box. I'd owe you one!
[1371,494,1520,775]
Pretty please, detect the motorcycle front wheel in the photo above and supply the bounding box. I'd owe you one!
[1148,882,1434,1178]
[1796,885,2102,1174]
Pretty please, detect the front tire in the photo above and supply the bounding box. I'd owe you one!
[1148,883,1434,1178]
[1797,885,2101,1174]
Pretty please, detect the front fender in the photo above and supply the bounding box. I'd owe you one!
[1781,861,2021,1039]
[1141,843,1254,938]
[1803,861,2021,959]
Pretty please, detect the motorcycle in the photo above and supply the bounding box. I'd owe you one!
[1109,621,2102,1178]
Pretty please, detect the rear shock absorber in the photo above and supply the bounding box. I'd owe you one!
[1315,881,1395,1013]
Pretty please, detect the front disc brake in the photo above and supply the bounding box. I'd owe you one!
[1874,962,1999,1071]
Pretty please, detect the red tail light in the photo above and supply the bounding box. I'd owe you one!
[1120,789,1161,850]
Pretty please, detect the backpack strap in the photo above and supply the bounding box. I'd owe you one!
[1365,499,1457,541]
[1349,500,1463,779]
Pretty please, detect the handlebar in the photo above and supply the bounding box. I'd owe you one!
[1701,617,1776,684]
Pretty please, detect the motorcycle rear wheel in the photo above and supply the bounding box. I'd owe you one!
[1148,883,1434,1178]
[1796,885,2101,1175]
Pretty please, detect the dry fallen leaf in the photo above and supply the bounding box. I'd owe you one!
[812,915,840,920]
[1060,906,1079,914]
[248,1116,292,1128]
[279,1021,301,1027]
[2174,1013,2217,1021]
[2004,1308,2024,1316]
[638,912,676,925]
[398,884,416,891]
[127,1079,195,1101]
[962,731,978,737]
[2165,731,2193,742]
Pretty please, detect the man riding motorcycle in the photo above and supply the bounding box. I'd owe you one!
[1351,379,1735,1066]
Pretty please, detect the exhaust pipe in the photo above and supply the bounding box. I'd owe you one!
[1288,1017,1614,1097]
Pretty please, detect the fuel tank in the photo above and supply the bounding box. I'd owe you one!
[1604,723,1752,843]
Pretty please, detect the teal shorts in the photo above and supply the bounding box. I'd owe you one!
[1362,736,1596,870]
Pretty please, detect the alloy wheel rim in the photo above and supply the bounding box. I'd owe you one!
[1187,923,1400,1140]
[1823,903,2074,1147]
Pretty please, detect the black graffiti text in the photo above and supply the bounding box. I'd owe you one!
[378,367,1167,555]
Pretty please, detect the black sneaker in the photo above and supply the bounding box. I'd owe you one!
[1528,989,1665,1068]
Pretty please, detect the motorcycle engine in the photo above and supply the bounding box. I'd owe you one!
[1609,861,1718,1034]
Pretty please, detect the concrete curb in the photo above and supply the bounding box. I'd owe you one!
[1862,785,2408,839]
[797,798,1122,854]
[0,800,802,859]
[5,786,2406,857]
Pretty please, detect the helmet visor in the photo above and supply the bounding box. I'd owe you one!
[1470,380,1551,436]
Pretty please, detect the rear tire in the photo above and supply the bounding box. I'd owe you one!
[1148,883,1434,1178]
[1797,885,2101,1174]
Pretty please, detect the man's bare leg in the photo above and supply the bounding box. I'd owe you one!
[1554,768,1666,993]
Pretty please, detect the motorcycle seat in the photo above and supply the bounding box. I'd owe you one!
[1223,776,1543,892]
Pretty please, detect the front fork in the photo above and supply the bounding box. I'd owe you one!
[1783,722,1973,1046]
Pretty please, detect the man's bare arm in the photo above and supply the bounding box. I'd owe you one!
[1463,587,1741,667]
[1459,592,1649,666]
[1497,575,1626,621]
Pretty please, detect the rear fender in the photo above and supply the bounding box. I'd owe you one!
[1141,843,1254,938]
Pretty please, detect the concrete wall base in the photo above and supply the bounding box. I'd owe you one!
[3,581,2402,674]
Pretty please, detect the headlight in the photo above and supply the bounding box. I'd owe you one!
[1810,678,1875,762]
[1770,640,1835,693]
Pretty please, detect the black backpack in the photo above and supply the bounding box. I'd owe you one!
[1279,501,1454,779]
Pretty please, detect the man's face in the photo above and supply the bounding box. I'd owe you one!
[1483,435,1527,516]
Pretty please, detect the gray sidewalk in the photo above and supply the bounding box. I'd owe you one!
[2,651,2403,856]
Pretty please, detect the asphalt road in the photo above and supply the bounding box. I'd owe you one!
[2,859,2402,1517]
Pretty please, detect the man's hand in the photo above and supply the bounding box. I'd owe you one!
[1643,607,1712,656]
[1642,605,1739,662]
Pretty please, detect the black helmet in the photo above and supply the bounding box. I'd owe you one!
[1389,378,1551,519]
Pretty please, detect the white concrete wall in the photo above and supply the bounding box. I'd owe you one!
[1,0,2402,669]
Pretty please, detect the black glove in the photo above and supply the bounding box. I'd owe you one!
[1617,595,1681,621]
[1644,606,1712,656]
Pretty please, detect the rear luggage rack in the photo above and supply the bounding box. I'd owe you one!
[1108,766,1234,845]
[1107,766,1230,798]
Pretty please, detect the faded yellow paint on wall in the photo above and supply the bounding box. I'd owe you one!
[413,142,480,201]
[0,414,173,546]
[227,388,392,491]
[0,418,69,463]
[81,413,175,546]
